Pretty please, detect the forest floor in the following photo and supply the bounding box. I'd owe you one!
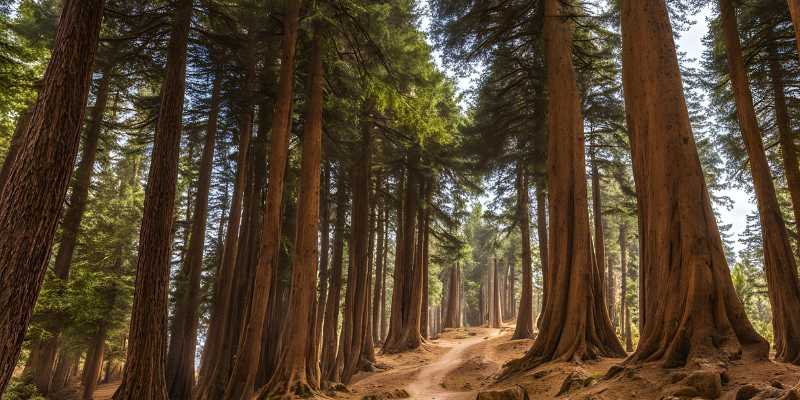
[339,323,800,400]
[87,322,800,399]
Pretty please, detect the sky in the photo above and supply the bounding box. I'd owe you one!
[417,1,757,255]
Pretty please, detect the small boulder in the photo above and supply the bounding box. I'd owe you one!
[557,371,595,396]
[475,386,528,400]
[681,370,722,399]
[360,388,409,400]
[733,384,761,400]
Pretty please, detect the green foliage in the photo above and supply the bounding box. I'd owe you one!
[2,379,45,400]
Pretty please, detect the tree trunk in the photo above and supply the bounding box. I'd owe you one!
[534,181,548,330]
[82,324,107,400]
[0,104,32,191]
[259,26,323,397]
[380,205,389,341]
[165,69,222,400]
[0,0,104,393]
[321,176,347,384]
[591,156,612,327]
[383,155,423,353]
[444,264,461,328]
[421,191,431,339]
[619,223,632,352]
[618,0,769,367]
[372,197,385,344]
[340,104,374,384]
[222,1,302,397]
[490,258,503,329]
[315,164,332,348]
[502,0,623,376]
[513,160,534,339]
[112,2,192,399]
[765,35,800,251]
[719,0,800,364]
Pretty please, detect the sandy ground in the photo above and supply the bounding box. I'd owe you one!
[51,322,800,399]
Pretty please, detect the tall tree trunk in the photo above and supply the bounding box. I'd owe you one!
[321,176,347,383]
[260,26,323,397]
[340,105,373,384]
[165,69,222,400]
[0,104,33,191]
[420,189,431,339]
[315,164,331,347]
[380,205,389,341]
[372,197,385,343]
[490,258,503,329]
[444,264,461,328]
[82,324,107,400]
[719,0,800,364]
[765,34,800,250]
[223,2,302,397]
[534,181,548,330]
[619,223,632,352]
[503,0,623,376]
[618,0,768,367]
[591,156,606,294]
[383,155,423,353]
[513,160,534,339]
[112,2,192,399]
[0,0,104,393]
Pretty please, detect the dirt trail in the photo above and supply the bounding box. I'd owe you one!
[405,328,502,399]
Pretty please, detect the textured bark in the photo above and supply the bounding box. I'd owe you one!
[591,157,610,321]
[490,259,503,329]
[82,324,107,400]
[112,1,192,398]
[260,26,323,397]
[321,176,347,383]
[165,69,222,400]
[380,204,389,341]
[619,223,632,352]
[383,156,423,353]
[223,2,302,397]
[372,197,385,343]
[444,264,461,328]
[619,0,769,367]
[421,195,431,337]
[765,36,800,251]
[534,182,548,330]
[340,109,374,384]
[315,164,332,347]
[502,0,623,376]
[513,160,534,339]
[719,0,800,364]
[0,0,104,392]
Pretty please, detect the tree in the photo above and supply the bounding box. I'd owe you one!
[717,0,800,365]
[112,0,192,398]
[617,0,768,367]
[260,24,324,398]
[502,0,624,375]
[221,1,302,396]
[512,160,534,339]
[0,0,105,392]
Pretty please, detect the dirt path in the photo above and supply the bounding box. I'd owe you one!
[405,328,502,399]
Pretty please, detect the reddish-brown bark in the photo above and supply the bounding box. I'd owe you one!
[0,105,32,191]
[502,0,623,376]
[383,155,424,353]
[372,197,385,344]
[619,0,769,367]
[321,176,347,384]
[619,223,632,352]
[340,110,374,383]
[315,164,332,346]
[534,181,548,329]
[82,324,107,400]
[444,264,461,329]
[260,26,324,397]
[112,1,192,398]
[165,69,222,400]
[223,2,303,397]
[719,0,800,364]
[490,258,503,329]
[0,0,105,392]
[513,160,534,339]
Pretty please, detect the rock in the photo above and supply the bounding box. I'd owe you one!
[779,389,800,400]
[681,370,722,399]
[360,389,410,400]
[557,370,595,396]
[771,380,786,389]
[734,384,761,400]
[475,386,528,400]
[665,384,699,398]
[668,371,688,384]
